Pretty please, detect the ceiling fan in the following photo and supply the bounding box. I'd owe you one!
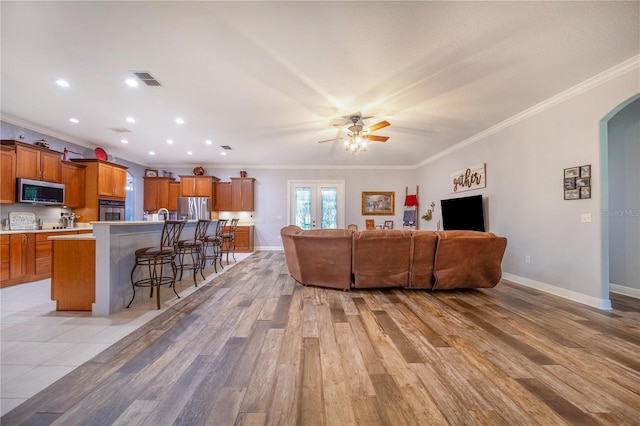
[318,114,390,153]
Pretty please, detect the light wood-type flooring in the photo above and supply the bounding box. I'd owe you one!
[3,251,640,425]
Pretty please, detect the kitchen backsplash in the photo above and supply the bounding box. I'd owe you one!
[0,203,75,227]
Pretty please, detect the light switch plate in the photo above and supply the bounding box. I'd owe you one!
[581,213,592,223]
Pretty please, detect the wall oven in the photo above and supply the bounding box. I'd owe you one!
[99,199,126,221]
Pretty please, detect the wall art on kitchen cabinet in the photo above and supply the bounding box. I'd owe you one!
[564,164,591,200]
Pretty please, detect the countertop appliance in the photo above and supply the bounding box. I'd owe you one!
[99,199,126,221]
[17,178,65,205]
[177,197,211,220]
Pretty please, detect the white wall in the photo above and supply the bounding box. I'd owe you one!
[193,167,413,248]
[607,97,640,294]
[413,63,639,309]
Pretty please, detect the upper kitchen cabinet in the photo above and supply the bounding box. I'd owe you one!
[0,145,16,203]
[97,162,127,198]
[1,140,62,183]
[70,159,128,222]
[179,175,219,198]
[168,181,180,211]
[61,161,85,208]
[143,177,172,211]
[214,182,232,211]
[230,177,255,211]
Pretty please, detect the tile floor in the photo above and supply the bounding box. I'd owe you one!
[0,254,250,416]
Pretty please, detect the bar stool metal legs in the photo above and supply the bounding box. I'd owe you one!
[127,220,186,310]
[203,219,226,273]
[221,218,239,265]
[176,219,210,286]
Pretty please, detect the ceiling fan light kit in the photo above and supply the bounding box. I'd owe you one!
[319,114,390,155]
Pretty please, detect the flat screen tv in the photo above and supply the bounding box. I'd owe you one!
[440,194,485,232]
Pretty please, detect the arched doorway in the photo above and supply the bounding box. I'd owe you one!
[600,93,640,302]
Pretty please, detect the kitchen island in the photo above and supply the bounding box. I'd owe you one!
[89,220,199,315]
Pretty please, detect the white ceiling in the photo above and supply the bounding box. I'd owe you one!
[1,1,638,168]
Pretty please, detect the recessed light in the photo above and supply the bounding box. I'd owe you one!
[126,117,136,123]
[221,152,227,156]
[166,139,174,144]
[120,139,128,144]
[187,151,193,155]
[175,117,184,125]
[56,79,70,88]
[69,118,79,123]
[125,78,139,87]
[149,151,155,155]
[205,140,212,145]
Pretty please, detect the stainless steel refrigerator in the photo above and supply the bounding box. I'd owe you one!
[177,197,211,220]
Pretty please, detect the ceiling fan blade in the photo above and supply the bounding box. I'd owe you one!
[318,137,343,143]
[366,120,390,132]
[365,135,389,142]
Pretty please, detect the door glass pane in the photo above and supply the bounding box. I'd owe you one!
[295,187,312,230]
[320,187,337,229]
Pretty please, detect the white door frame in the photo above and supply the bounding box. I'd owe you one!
[287,180,345,229]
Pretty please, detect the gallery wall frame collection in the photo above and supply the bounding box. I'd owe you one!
[564,164,591,200]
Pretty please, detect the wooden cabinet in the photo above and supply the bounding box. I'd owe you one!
[168,182,180,211]
[0,146,16,203]
[51,237,95,311]
[215,178,255,211]
[97,162,127,198]
[231,177,255,211]
[214,182,232,211]
[1,140,62,183]
[61,161,86,208]
[179,175,218,198]
[222,225,254,252]
[70,159,128,222]
[143,177,172,211]
[0,233,29,287]
[1,229,92,287]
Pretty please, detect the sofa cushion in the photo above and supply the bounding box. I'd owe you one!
[410,230,438,288]
[432,231,507,289]
[352,229,413,288]
[281,226,353,291]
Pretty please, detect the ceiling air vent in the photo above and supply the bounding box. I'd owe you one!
[109,127,132,133]
[132,71,162,87]
[221,145,232,150]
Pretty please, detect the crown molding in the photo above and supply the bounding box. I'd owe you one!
[416,55,640,168]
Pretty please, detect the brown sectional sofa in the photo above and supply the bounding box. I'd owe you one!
[281,225,507,291]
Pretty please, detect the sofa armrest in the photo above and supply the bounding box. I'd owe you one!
[433,231,507,289]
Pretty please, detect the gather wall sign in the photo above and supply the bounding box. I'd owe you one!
[451,163,486,193]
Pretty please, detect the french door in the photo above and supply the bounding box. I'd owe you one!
[289,180,345,229]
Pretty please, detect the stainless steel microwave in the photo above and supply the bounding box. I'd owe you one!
[17,178,65,205]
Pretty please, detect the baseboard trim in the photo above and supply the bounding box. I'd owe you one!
[256,246,284,251]
[502,273,612,311]
[609,283,640,299]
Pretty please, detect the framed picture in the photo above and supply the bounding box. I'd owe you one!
[580,186,591,199]
[383,220,394,229]
[576,177,590,187]
[564,189,580,200]
[564,167,579,178]
[145,169,158,177]
[365,219,375,230]
[564,178,576,190]
[362,191,395,216]
[580,165,591,178]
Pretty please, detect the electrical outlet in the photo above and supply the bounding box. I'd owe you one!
[581,213,592,223]
[525,255,531,264]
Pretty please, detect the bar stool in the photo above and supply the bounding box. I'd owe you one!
[221,218,239,265]
[203,218,227,273]
[127,220,186,310]
[175,219,210,286]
